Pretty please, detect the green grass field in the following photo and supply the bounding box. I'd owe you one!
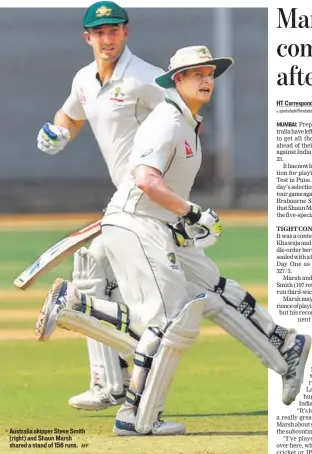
[0,221,268,454]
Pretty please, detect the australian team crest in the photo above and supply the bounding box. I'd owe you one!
[96,6,112,17]
[167,252,179,270]
[197,47,210,59]
[110,86,126,103]
[168,252,176,265]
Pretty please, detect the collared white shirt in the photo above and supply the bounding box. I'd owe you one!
[62,46,164,188]
[106,88,203,223]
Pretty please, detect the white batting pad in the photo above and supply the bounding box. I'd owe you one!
[73,243,125,393]
[87,337,107,388]
[101,345,124,395]
[72,246,106,296]
[219,278,276,337]
[57,309,137,359]
[135,295,205,434]
[203,293,288,375]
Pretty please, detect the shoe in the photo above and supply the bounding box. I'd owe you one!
[113,411,185,436]
[35,279,79,341]
[69,385,127,411]
[114,419,185,436]
[282,334,311,405]
[69,386,112,411]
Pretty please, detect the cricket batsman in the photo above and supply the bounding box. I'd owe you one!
[37,44,311,435]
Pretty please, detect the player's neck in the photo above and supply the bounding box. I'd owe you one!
[176,89,202,117]
[180,94,201,117]
[96,61,117,85]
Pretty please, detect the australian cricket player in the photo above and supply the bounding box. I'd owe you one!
[37,44,311,435]
[36,1,164,410]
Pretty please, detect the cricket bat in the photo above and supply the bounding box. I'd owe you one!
[13,219,102,290]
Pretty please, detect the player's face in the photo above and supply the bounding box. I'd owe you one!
[84,24,129,63]
[176,66,215,105]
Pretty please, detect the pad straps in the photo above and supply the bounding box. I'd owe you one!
[214,277,256,318]
[126,327,164,407]
[269,325,288,350]
[80,294,140,341]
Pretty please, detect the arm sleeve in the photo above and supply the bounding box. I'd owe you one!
[130,111,177,175]
[61,74,87,121]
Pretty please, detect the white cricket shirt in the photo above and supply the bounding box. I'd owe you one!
[62,46,164,188]
[106,88,203,224]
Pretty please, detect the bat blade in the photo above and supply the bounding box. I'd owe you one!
[14,220,102,290]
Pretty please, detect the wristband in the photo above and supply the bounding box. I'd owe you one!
[183,204,202,225]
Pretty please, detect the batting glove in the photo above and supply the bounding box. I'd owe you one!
[168,219,196,247]
[37,122,70,155]
[182,202,222,249]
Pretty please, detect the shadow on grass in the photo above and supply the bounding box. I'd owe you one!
[167,410,268,418]
[86,410,268,420]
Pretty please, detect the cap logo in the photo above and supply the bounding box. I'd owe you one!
[198,47,210,59]
[96,6,112,17]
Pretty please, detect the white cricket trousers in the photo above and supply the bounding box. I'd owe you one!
[176,246,220,293]
[101,212,191,328]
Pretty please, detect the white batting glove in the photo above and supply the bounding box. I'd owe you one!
[37,122,70,155]
[168,220,196,247]
[182,202,222,249]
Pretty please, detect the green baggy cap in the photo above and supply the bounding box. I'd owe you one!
[83,1,128,28]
